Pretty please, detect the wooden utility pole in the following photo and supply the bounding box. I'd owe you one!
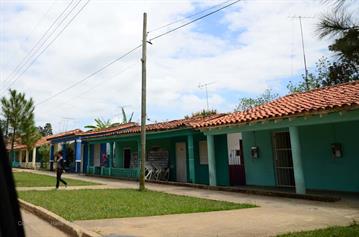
[139,12,147,191]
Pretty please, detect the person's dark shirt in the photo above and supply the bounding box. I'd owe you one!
[57,157,64,171]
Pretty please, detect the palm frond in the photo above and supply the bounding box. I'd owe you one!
[317,10,355,38]
[128,112,134,122]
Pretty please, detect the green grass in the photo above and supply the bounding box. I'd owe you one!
[14,172,98,187]
[18,189,255,221]
[278,224,359,237]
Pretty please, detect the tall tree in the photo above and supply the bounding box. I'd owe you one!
[185,109,217,119]
[37,122,53,136]
[288,1,358,93]
[317,0,359,84]
[235,89,279,111]
[287,57,330,93]
[1,89,37,160]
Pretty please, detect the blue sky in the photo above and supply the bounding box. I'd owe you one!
[0,0,339,132]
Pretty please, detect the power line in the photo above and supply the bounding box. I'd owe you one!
[148,0,232,33]
[41,61,138,111]
[3,0,76,87]
[1,0,89,94]
[23,0,59,43]
[149,0,240,42]
[34,0,240,108]
[35,45,141,106]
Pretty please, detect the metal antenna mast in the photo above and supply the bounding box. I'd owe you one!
[289,16,313,91]
[198,82,215,111]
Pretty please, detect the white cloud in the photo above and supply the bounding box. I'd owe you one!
[0,0,335,133]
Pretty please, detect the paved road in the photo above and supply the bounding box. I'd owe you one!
[18,169,359,237]
[21,209,68,237]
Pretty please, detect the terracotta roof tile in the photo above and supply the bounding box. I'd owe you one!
[6,135,50,151]
[46,129,83,141]
[35,136,50,147]
[80,122,137,138]
[195,81,359,128]
[86,114,225,139]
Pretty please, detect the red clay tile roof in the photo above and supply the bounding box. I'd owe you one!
[80,122,137,138]
[85,114,225,139]
[6,135,50,151]
[34,136,50,147]
[46,129,83,141]
[195,81,359,128]
[6,142,27,151]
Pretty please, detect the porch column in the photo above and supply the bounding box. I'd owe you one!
[32,147,36,169]
[19,150,23,167]
[62,143,67,161]
[25,149,29,168]
[109,142,114,176]
[207,135,217,186]
[75,139,82,173]
[289,126,306,194]
[87,144,91,173]
[49,144,54,171]
[187,134,196,183]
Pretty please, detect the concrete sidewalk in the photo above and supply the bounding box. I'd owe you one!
[21,210,68,237]
[18,169,359,237]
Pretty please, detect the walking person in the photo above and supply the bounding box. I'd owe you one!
[55,151,67,189]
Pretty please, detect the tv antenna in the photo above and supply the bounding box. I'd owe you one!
[289,15,314,90]
[198,82,215,111]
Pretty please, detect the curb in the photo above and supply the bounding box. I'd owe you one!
[146,180,341,202]
[19,199,101,237]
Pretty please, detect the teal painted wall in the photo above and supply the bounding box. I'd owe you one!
[242,130,276,187]
[214,134,230,186]
[114,141,138,168]
[300,121,359,192]
[194,133,209,185]
[88,131,230,187]
[192,134,229,186]
[241,121,359,192]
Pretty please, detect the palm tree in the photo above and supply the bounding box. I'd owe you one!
[121,107,134,123]
[1,89,37,161]
[85,118,112,130]
[317,0,358,83]
[317,0,358,47]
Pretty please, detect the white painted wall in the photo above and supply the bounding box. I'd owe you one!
[227,133,242,165]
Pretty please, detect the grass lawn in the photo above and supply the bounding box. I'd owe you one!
[18,189,255,221]
[278,224,359,237]
[14,172,98,187]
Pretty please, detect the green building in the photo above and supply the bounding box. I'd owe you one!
[197,81,359,194]
[81,115,231,185]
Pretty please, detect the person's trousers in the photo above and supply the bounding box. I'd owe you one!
[56,170,67,188]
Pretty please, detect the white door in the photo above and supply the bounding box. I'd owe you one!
[176,142,187,182]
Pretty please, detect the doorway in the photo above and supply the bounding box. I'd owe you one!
[273,132,295,187]
[227,133,246,186]
[124,149,131,168]
[175,142,187,182]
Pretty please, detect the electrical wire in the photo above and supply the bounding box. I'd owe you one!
[1,0,91,95]
[42,61,138,111]
[1,0,89,95]
[34,0,240,108]
[35,44,141,106]
[3,0,76,87]
[149,0,241,42]
[148,0,232,33]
